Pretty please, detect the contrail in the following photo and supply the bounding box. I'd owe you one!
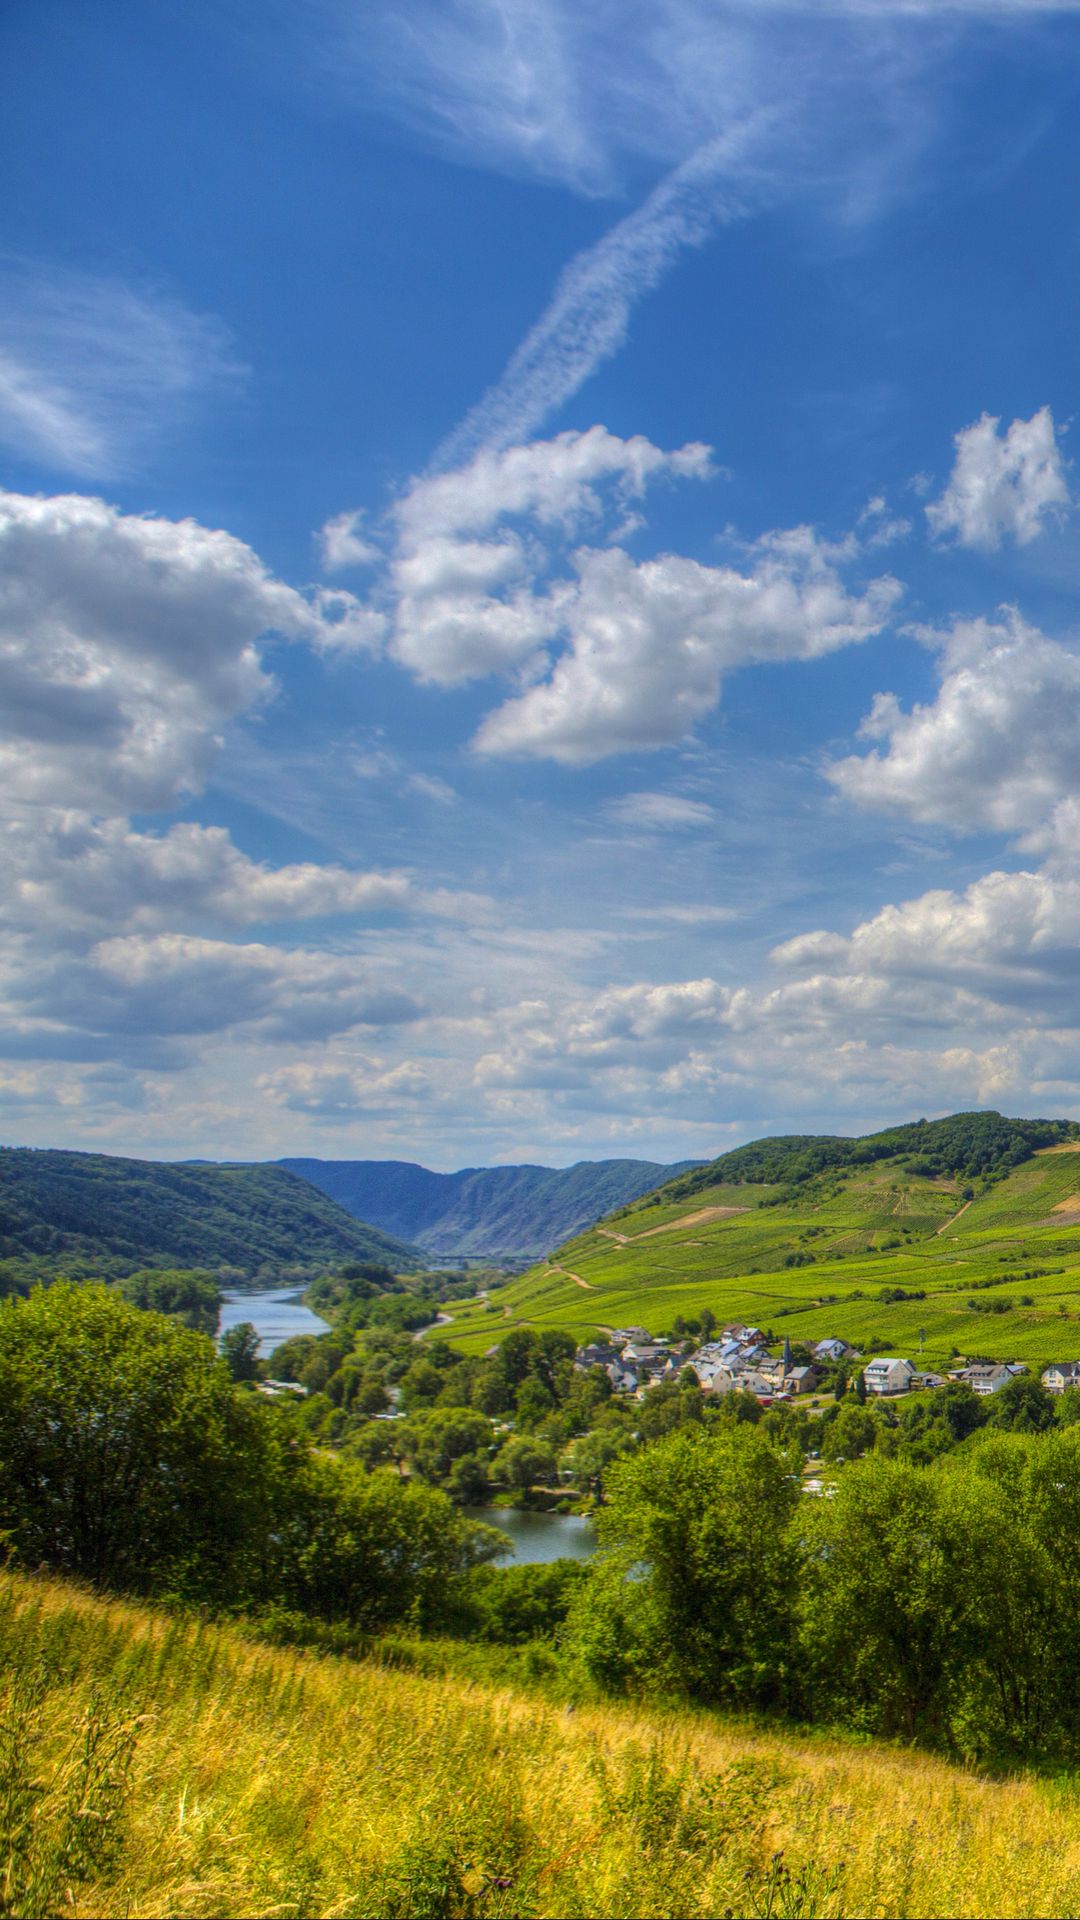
[431,119,777,470]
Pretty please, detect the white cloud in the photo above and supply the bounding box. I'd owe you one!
[400,424,711,542]
[258,1057,430,1114]
[434,130,769,465]
[330,0,1072,200]
[389,426,712,686]
[407,772,460,805]
[382,432,900,756]
[0,814,493,937]
[0,489,381,813]
[829,612,1080,831]
[36,934,426,1044]
[926,407,1070,549]
[0,261,241,477]
[319,508,382,571]
[474,535,900,762]
[604,791,715,831]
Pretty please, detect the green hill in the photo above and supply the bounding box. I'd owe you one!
[0,1147,422,1280]
[276,1155,703,1260]
[444,1112,1080,1371]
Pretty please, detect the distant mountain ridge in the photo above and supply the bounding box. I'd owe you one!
[277,1156,704,1260]
[0,1148,422,1279]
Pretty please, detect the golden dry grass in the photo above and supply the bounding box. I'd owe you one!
[7,1569,1080,1918]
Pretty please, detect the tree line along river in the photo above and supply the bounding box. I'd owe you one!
[218,1285,596,1565]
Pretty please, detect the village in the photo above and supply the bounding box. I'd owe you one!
[573,1324,1080,1406]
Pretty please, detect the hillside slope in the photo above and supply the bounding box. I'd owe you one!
[445,1112,1080,1370]
[277,1155,702,1259]
[0,1147,421,1278]
[10,1566,1076,1920]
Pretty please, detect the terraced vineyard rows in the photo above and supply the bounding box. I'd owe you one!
[445,1145,1080,1370]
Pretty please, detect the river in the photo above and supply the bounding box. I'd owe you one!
[218,1286,330,1357]
[466,1506,596,1565]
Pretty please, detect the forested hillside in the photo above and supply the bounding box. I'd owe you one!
[658,1110,1078,1204]
[0,1147,421,1280]
[277,1155,702,1259]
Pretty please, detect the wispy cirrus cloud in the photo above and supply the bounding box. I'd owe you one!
[0,259,243,478]
[432,126,770,466]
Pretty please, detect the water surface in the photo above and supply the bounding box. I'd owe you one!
[218,1286,330,1358]
[466,1505,596,1564]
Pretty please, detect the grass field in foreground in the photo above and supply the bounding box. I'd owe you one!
[444,1148,1080,1370]
[10,1566,1080,1919]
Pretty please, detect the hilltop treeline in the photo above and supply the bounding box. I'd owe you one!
[659,1111,1078,1204]
[0,1147,421,1282]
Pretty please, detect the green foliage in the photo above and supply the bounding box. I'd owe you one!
[0,1283,271,1600]
[658,1111,1076,1204]
[118,1266,220,1333]
[0,1284,500,1633]
[459,1560,587,1643]
[569,1426,800,1706]
[0,1147,421,1278]
[220,1320,261,1382]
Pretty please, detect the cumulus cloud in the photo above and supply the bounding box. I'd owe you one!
[926,407,1070,549]
[258,1057,430,1114]
[474,535,900,763]
[0,814,493,937]
[31,934,425,1044]
[389,426,712,686]
[0,489,383,813]
[319,508,381,571]
[829,612,1080,832]
[379,429,900,758]
[0,260,242,477]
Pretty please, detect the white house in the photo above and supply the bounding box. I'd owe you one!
[1043,1362,1080,1395]
[691,1362,736,1395]
[862,1357,915,1396]
[963,1363,1013,1396]
[813,1337,859,1364]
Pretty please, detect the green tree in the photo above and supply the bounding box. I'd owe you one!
[820,1403,880,1465]
[494,1435,558,1494]
[220,1321,261,1383]
[0,1283,270,1600]
[405,1408,495,1495]
[559,1427,635,1502]
[570,1425,800,1704]
[118,1268,221,1336]
[267,1457,506,1627]
[988,1375,1056,1434]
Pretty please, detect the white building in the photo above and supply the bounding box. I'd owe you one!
[1043,1362,1080,1395]
[963,1363,1012,1396]
[862,1357,915,1396]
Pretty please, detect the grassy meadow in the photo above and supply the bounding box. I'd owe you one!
[444,1146,1080,1370]
[11,1565,1080,1919]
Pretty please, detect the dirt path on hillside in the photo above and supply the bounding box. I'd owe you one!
[547,1262,597,1291]
[936,1198,973,1236]
[599,1205,749,1245]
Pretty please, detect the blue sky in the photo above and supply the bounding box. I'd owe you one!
[5,0,1080,1168]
